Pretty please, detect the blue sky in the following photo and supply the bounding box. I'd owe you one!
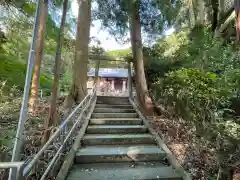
[71,0,174,51]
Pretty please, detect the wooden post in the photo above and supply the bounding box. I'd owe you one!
[122,80,126,92]
[128,61,132,98]
[94,59,100,94]
[103,78,107,96]
[111,79,115,91]
[94,59,100,84]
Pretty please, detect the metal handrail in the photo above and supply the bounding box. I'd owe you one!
[24,85,97,178]
[2,85,97,180]
[1,162,25,180]
[0,162,24,169]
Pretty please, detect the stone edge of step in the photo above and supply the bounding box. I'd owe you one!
[67,162,182,180]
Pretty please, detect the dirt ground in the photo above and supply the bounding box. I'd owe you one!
[149,116,220,180]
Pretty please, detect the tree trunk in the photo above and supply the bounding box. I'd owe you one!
[215,11,235,38]
[42,0,68,144]
[64,0,91,109]
[188,0,196,28]
[217,5,234,29]
[29,0,48,114]
[235,0,240,41]
[211,0,219,32]
[219,0,225,18]
[196,0,205,26]
[129,0,153,116]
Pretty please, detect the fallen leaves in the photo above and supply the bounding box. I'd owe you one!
[150,117,219,180]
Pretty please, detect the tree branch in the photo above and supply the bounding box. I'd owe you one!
[216,4,234,29]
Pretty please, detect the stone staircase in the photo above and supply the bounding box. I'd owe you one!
[66,96,183,180]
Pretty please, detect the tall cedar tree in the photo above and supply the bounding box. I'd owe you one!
[29,0,48,114]
[129,0,153,115]
[64,0,91,109]
[42,0,68,144]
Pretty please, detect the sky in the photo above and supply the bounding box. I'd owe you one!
[71,0,130,51]
[71,0,174,51]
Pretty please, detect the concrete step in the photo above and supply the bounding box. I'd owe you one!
[82,134,156,145]
[91,113,138,119]
[97,96,129,99]
[97,101,130,105]
[67,162,182,180]
[75,145,166,163]
[89,118,142,125]
[87,125,148,134]
[93,108,135,113]
[97,96,130,105]
[95,104,133,109]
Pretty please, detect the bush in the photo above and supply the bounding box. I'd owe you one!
[152,68,230,126]
[150,68,240,178]
[221,69,240,117]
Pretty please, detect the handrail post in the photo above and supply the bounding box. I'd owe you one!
[10,0,42,176]
[17,163,25,180]
[128,61,132,98]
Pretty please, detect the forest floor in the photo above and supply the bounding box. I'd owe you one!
[149,116,219,180]
[0,97,66,180]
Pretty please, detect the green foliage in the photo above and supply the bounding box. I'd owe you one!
[0,81,21,154]
[223,69,240,100]
[144,31,189,84]
[107,48,131,57]
[147,28,240,123]
[1,1,35,15]
[21,1,36,15]
[0,1,76,160]
[150,67,240,176]
[0,59,27,91]
[146,28,240,83]
[152,68,229,123]
[0,59,52,95]
[93,0,130,38]
[179,28,240,74]
[145,57,185,85]
[93,0,178,41]
[39,74,52,95]
[45,14,61,42]
[0,0,77,97]
[144,26,240,178]
[60,70,72,92]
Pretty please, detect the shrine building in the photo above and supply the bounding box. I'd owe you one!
[87,68,130,96]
